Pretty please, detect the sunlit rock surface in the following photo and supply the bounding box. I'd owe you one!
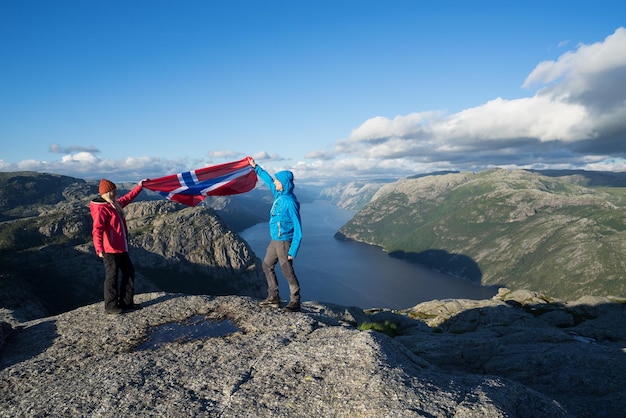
[2,290,624,417]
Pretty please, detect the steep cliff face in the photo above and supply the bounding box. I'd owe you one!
[125,201,264,297]
[194,189,272,232]
[337,169,626,300]
[0,172,265,323]
[319,181,385,210]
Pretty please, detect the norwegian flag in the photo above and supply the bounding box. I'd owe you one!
[142,157,258,207]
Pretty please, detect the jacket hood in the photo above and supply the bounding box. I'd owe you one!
[275,170,295,194]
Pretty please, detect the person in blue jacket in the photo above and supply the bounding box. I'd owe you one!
[248,157,302,312]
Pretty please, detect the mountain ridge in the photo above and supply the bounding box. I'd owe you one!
[337,168,626,300]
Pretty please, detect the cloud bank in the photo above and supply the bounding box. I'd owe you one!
[301,27,626,181]
[2,28,625,183]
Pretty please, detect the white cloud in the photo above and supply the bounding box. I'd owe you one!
[436,96,590,143]
[584,158,626,172]
[304,150,334,160]
[207,150,240,159]
[17,159,49,171]
[61,152,100,164]
[50,144,100,154]
[252,151,285,162]
[344,112,439,143]
[4,29,626,184]
[308,27,626,179]
[0,152,207,182]
[524,27,626,92]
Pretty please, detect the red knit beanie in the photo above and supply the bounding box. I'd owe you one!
[99,179,117,195]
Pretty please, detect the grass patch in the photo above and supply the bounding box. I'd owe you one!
[357,321,400,338]
[406,311,438,321]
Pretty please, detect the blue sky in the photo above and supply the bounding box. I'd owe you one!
[1,1,625,183]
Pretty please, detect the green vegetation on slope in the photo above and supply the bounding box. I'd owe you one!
[338,169,626,300]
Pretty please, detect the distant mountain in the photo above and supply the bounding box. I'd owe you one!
[337,168,626,300]
[201,181,318,232]
[533,169,626,187]
[0,171,265,322]
[0,171,93,221]
[407,170,460,179]
[320,181,387,211]
[201,190,272,232]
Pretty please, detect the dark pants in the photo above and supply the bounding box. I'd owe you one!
[262,240,300,303]
[102,252,135,310]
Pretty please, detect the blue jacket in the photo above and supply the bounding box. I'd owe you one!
[255,166,302,258]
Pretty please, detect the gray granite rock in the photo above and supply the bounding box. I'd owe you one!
[0,292,569,417]
[397,288,626,417]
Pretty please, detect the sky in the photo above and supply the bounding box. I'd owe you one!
[1,0,625,184]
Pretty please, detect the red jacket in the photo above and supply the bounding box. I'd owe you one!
[90,185,143,254]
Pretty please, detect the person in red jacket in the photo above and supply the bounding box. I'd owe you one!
[90,178,145,314]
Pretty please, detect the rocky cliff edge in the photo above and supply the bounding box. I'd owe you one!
[2,289,625,417]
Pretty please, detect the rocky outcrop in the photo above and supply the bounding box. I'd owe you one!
[0,172,266,323]
[1,289,624,417]
[396,288,626,417]
[3,289,608,418]
[125,201,265,297]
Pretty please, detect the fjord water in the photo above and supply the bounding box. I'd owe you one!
[240,199,497,310]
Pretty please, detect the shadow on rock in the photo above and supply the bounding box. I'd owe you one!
[0,319,58,370]
[395,291,626,418]
[389,248,483,285]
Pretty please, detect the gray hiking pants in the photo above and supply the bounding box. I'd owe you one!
[262,240,300,303]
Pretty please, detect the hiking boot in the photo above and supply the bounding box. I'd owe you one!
[259,296,280,308]
[120,303,142,311]
[283,301,301,313]
[105,306,123,315]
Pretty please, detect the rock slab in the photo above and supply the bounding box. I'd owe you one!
[0,292,584,417]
